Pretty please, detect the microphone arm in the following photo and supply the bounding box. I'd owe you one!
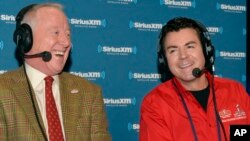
[192,62,214,78]
[24,51,52,62]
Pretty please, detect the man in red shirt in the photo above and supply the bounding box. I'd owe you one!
[139,17,250,141]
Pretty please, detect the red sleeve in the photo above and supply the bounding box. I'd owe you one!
[237,82,250,123]
[139,96,173,141]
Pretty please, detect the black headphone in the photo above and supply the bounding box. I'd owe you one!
[158,17,215,82]
[13,4,37,54]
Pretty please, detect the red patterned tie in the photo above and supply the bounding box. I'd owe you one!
[44,76,64,141]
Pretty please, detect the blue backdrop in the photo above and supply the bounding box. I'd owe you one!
[0,0,247,141]
[247,1,250,94]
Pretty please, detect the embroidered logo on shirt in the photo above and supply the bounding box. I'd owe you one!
[220,104,247,123]
[219,109,232,118]
[234,104,246,118]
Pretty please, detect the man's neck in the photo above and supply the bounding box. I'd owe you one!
[178,75,209,91]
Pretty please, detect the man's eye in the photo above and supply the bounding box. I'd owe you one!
[67,33,71,38]
[168,49,176,54]
[187,45,194,48]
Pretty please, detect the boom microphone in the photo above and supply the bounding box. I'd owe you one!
[24,51,52,62]
[192,62,214,78]
[192,67,205,78]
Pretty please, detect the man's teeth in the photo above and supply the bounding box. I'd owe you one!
[55,51,64,56]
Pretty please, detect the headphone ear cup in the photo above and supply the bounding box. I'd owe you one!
[158,46,165,65]
[203,32,215,65]
[197,21,215,67]
[13,23,33,53]
[206,44,215,65]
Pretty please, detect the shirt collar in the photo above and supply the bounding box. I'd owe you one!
[24,63,59,89]
[172,71,213,94]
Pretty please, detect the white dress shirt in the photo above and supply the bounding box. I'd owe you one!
[24,63,66,140]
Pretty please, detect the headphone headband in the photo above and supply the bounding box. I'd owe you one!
[15,4,37,28]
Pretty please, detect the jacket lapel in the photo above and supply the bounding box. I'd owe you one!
[14,67,46,140]
[59,73,81,140]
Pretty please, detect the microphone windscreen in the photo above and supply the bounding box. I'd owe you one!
[42,51,52,62]
[192,68,202,77]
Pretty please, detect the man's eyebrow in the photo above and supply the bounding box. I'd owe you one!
[185,41,197,46]
[166,45,177,50]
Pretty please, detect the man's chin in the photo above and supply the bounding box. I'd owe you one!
[47,66,64,75]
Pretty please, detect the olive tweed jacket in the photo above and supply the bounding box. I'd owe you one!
[0,67,111,141]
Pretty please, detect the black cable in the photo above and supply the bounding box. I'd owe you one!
[172,80,199,141]
[23,64,48,141]
[178,91,199,141]
[211,75,228,141]
[172,74,228,141]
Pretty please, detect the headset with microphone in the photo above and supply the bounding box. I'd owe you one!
[157,17,215,81]
[13,4,52,62]
[13,4,49,141]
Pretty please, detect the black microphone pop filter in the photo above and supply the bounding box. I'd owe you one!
[41,51,52,62]
[192,61,214,78]
[192,68,203,78]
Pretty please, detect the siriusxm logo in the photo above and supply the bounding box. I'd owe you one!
[128,123,140,132]
[70,71,105,80]
[107,0,137,5]
[216,3,246,13]
[216,50,246,60]
[104,97,136,107]
[207,26,223,34]
[0,70,7,74]
[129,21,162,32]
[98,45,137,55]
[129,71,161,82]
[70,18,106,28]
[0,40,4,50]
[0,14,15,23]
[160,0,196,8]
